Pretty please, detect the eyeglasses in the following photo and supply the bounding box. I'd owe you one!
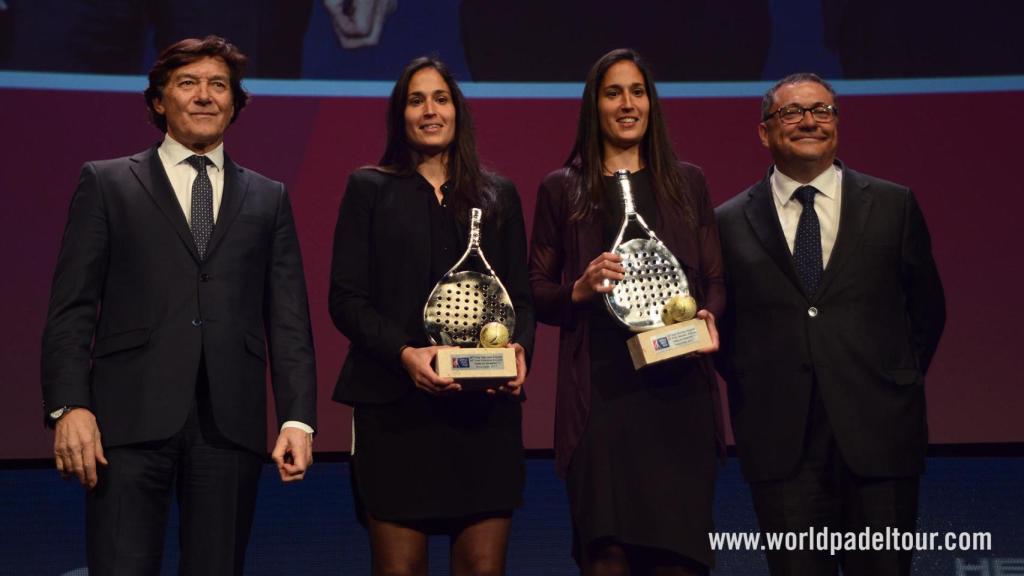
[763,104,839,124]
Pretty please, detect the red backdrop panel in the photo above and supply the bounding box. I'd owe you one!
[2,89,1019,458]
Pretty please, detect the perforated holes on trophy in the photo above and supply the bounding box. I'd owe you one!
[603,170,693,332]
[424,208,516,346]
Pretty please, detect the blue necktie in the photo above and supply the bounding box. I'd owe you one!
[793,185,822,296]
[186,155,214,260]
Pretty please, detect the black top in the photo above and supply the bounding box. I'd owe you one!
[598,169,659,243]
[528,161,726,479]
[330,168,536,406]
[427,182,462,289]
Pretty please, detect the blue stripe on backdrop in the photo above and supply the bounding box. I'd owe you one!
[2,72,1024,98]
[2,458,1022,575]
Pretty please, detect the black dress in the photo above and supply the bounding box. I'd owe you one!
[349,175,526,529]
[566,170,717,567]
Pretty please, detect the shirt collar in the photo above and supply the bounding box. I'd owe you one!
[771,163,840,207]
[160,134,225,171]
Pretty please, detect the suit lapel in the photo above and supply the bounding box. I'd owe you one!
[131,146,201,262]
[743,172,804,294]
[205,154,247,260]
[817,164,873,297]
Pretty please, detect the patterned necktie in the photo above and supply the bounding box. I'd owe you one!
[793,185,822,296]
[186,155,214,260]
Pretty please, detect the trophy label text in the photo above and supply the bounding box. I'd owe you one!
[449,354,507,372]
[627,319,711,370]
[435,347,517,381]
[649,325,700,353]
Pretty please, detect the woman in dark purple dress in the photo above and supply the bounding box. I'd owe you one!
[529,48,726,576]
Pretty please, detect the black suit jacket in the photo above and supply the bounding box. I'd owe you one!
[329,169,535,405]
[715,162,945,481]
[41,145,317,455]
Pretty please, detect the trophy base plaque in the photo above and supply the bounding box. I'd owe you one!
[435,347,517,390]
[626,319,711,370]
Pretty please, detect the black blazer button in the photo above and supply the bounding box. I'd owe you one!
[200,273,211,282]
[192,318,203,327]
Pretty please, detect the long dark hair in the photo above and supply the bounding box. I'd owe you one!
[565,48,694,229]
[378,56,495,221]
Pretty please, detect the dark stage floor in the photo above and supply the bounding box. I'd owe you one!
[1,457,1021,575]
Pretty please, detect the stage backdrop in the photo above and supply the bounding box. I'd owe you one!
[1,83,1022,459]
[2,0,1023,459]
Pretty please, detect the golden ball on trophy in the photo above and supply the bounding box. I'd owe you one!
[479,322,510,348]
[663,294,698,324]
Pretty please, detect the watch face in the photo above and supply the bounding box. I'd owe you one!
[49,406,68,420]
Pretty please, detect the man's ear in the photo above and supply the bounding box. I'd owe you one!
[757,122,770,149]
[152,97,165,115]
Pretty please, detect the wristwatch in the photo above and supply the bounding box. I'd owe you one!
[48,405,79,422]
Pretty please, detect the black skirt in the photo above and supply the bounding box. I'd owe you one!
[351,387,524,529]
[567,309,717,567]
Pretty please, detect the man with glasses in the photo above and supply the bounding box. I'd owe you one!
[715,73,946,575]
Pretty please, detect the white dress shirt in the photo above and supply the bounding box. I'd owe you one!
[157,134,226,225]
[770,164,843,268]
[156,135,313,437]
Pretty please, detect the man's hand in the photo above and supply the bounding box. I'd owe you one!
[53,408,107,489]
[324,0,397,49]
[271,427,313,483]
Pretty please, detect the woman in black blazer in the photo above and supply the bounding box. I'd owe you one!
[329,56,535,575]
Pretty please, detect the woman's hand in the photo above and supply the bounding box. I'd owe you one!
[400,346,462,395]
[696,309,720,354]
[571,252,625,303]
[488,343,527,396]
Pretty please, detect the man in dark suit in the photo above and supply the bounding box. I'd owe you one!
[715,73,945,576]
[41,36,316,575]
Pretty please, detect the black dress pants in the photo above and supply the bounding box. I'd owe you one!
[749,384,919,576]
[85,370,263,576]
